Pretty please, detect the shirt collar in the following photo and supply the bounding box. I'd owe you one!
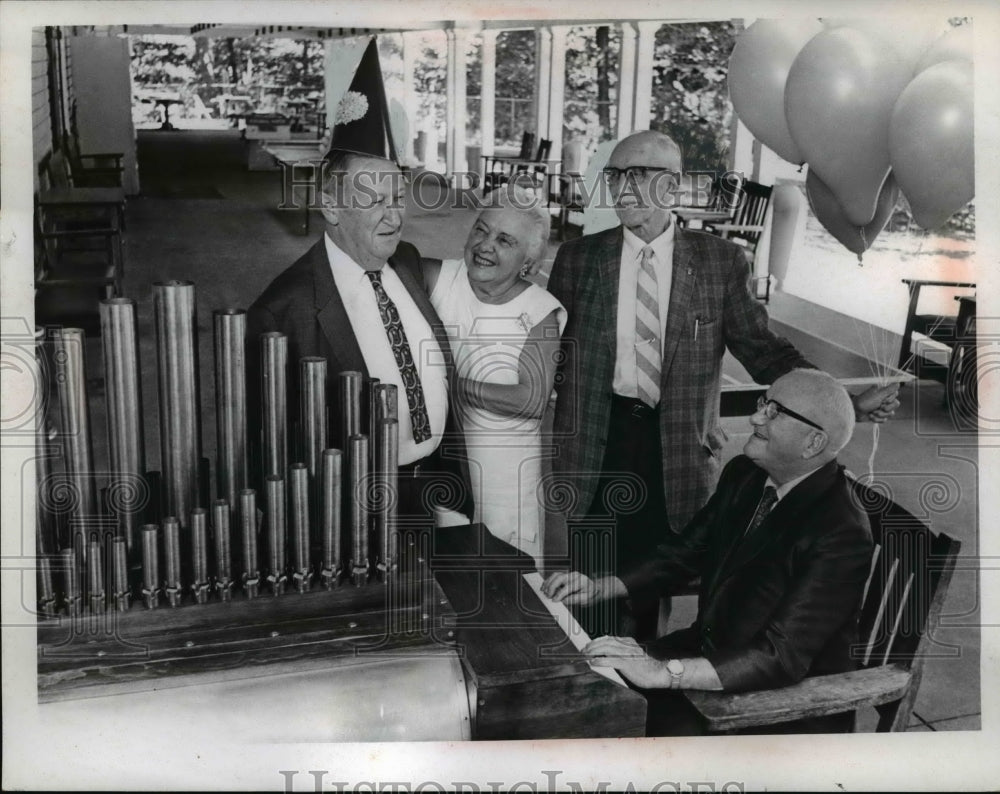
[622,220,675,266]
[324,232,383,281]
[766,464,825,502]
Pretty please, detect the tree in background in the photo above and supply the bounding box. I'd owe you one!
[564,25,621,148]
[651,21,738,173]
[131,34,324,114]
[130,35,195,86]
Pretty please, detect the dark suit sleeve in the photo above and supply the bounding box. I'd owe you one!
[705,516,873,692]
[720,244,812,384]
[619,471,726,604]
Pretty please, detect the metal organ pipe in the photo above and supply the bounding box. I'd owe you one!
[349,434,370,585]
[213,310,248,512]
[212,499,233,601]
[260,332,288,480]
[190,508,210,604]
[100,298,146,552]
[53,328,98,521]
[300,357,327,481]
[265,475,287,596]
[239,489,260,599]
[153,282,202,530]
[289,463,311,592]
[320,449,342,589]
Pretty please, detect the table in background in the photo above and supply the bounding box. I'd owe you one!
[264,141,326,234]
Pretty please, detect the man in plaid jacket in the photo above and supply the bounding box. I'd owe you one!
[546,130,897,638]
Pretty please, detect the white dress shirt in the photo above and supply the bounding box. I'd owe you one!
[613,223,675,400]
[325,233,448,465]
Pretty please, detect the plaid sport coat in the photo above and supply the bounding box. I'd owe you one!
[547,224,810,532]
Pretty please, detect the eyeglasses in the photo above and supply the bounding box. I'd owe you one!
[601,166,680,186]
[756,395,826,433]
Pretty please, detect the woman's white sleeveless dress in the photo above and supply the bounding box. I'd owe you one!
[430,259,567,563]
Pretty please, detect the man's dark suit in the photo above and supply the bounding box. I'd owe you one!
[246,238,474,519]
[623,454,874,734]
[547,225,811,544]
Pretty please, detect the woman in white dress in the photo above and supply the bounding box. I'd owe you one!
[424,186,566,565]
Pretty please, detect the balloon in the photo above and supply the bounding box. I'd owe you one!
[785,27,911,226]
[806,169,900,256]
[727,19,824,164]
[822,17,948,75]
[916,24,975,72]
[889,60,974,230]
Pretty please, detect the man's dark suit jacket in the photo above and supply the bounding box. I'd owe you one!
[622,455,873,694]
[245,238,474,518]
[547,225,811,535]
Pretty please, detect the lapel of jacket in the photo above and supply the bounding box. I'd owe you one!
[705,464,768,597]
[312,239,369,376]
[661,225,697,379]
[596,227,624,356]
[711,460,842,595]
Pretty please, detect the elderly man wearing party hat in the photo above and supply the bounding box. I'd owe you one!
[246,39,474,526]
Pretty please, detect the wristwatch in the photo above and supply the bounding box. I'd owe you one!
[666,658,685,689]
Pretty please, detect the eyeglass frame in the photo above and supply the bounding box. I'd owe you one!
[755,394,826,433]
[601,165,681,186]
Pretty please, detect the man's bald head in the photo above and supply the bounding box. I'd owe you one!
[609,130,684,173]
[745,369,856,482]
[781,369,855,456]
[606,130,684,243]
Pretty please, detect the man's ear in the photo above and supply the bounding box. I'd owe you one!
[319,193,339,227]
[802,430,829,459]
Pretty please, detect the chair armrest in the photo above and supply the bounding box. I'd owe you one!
[683,664,912,732]
[39,228,119,240]
[78,153,124,166]
[705,223,765,235]
[901,278,976,289]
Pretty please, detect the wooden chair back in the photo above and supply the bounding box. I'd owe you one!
[710,171,744,213]
[728,180,773,249]
[849,479,961,730]
[46,150,72,189]
[518,131,535,160]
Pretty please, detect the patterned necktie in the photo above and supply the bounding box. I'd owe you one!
[366,270,432,443]
[745,486,778,537]
[635,246,661,407]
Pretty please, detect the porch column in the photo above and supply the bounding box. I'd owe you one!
[402,32,418,163]
[480,29,497,159]
[545,25,568,165]
[616,22,637,139]
[446,27,468,178]
[632,21,659,131]
[534,27,553,143]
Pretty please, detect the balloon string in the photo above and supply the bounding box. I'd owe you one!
[867,422,880,479]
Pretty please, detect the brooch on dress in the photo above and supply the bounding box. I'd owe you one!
[516,312,531,333]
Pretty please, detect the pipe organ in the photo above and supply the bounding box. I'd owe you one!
[34,282,645,741]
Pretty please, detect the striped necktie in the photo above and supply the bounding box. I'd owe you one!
[635,246,661,407]
[366,270,432,443]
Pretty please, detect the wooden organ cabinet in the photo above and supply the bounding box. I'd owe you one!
[34,285,645,742]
